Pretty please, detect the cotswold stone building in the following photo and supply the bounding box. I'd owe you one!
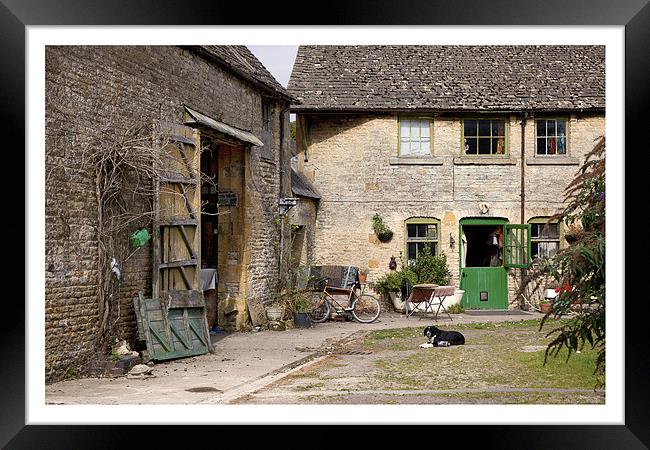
[288,45,605,309]
[45,46,294,381]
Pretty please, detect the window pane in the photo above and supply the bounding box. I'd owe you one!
[539,242,559,258]
[531,224,540,238]
[411,140,427,156]
[420,120,430,137]
[547,120,556,137]
[492,121,505,136]
[548,137,556,155]
[492,138,505,155]
[557,120,566,136]
[531,242,540,258]
[478,138,491,154]
[464,120,477,137]
[557,137,566,155]
[465,138,477,154]
[407,243,418,261]
[400,119,411,138]
[407,224,417,238]
[537,120,546,137]
[419,138,430,154]
[536,138,546,155]
[400,138,411,156]
[478,120,491,136]
[540,223,560,239]
[427,224,437,239]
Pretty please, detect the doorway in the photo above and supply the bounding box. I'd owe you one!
[459,218,508,309]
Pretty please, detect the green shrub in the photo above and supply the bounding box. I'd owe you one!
[371,248,452,295]
[411,245,452,286]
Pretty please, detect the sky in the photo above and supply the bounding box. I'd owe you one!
[246,45,299,88]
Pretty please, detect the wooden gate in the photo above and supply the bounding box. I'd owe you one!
[139,122,212,361]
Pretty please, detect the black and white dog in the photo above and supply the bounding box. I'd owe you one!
[421,325,465,347]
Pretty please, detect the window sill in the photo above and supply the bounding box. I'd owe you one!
[526,156,580,166]
[389,156,444,166]
[453,157,516,165]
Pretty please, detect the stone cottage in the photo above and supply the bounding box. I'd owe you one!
[45,45,294,381]
[288,45,605,310]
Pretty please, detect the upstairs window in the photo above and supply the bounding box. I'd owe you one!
[529,218,561,259]
[405,218,439,264]
[536,119,567,155]
[399,118,432,157]
[463,119,506,155]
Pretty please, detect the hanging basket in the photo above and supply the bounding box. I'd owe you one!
[377,230,394,242]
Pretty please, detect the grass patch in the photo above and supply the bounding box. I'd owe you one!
[366,327,424,341]
[367,322,602,392]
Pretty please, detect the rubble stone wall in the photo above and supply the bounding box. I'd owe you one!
[45,46,289,382]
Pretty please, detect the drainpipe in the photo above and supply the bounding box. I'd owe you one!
[519,112,529,309]
[278,105,291,286]
[520,112,529,223]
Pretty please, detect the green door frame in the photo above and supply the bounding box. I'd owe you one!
[459,217,509,309]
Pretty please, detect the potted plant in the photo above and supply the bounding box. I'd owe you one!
[289,291,312,328]
[358,268,369,284]
[372,214,394,242]
[540,281,559,314]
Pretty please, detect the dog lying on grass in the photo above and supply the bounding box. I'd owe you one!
[419,325,466,348]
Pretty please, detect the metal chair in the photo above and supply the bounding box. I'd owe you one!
[405,284,456,321]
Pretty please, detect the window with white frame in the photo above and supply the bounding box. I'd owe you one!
[529,218,561,259]
[399,118,431,157]
[536,119,567,155]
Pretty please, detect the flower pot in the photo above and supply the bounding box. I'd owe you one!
[293,312,311,328]
[377,230,393,242]
[539,302,553,314]
[265,306,284,322]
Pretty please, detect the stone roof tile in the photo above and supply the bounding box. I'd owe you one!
[288,45,604,111]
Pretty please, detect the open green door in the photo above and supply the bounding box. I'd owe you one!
[504,224,532,269]
[459,219,531,310]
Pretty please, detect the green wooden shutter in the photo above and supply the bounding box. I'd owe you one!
[504,224,531,268]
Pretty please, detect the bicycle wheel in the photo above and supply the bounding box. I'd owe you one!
[351,294,381,323]
[308,291,331,323]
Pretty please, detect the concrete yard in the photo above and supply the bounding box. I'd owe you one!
[44,310,603,405]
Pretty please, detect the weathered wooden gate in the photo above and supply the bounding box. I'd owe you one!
[135,122,212,361]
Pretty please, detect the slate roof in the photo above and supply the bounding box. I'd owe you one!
[291,168,321,200]
[193,45,295,101]
[288,46,605,112]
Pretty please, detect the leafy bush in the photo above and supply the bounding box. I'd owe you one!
[371,248,452,295]
[524,136,606,385]
[410,245,452,285]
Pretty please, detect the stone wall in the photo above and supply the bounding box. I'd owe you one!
[295,112,605,303]
[45,46,289,382]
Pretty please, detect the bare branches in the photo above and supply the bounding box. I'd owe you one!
[79,124,177,351]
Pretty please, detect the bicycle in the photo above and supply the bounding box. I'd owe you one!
[308,277,381,324]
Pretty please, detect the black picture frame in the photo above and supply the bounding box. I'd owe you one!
[5,0,647,447]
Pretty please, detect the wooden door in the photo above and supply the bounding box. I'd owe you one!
[153,122,202,296]
[147,122,212,359]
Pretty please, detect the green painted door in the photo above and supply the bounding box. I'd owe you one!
[459,218,509,309]
[461,266,508,309]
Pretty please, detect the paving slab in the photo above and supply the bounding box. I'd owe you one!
[45,310,544,405]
